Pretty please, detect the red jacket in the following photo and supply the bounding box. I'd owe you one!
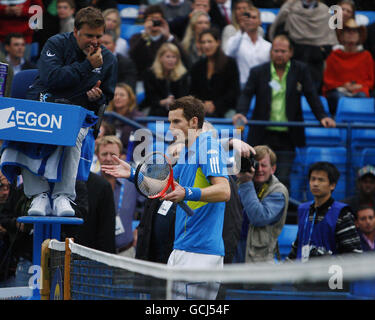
[0,0,44,44]
[322,49,375,96]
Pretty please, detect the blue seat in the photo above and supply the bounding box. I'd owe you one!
[118,4,139,24]
[335,97,375,123]
[289,147,306,201]
[305,127,343,146]
[351,129,375,150]
[278,224,298,260]
[10,69,38,99]
[120,24,144,41]
[304,146,347,172]
[30,42,39,64]
[301,96,329,121]
[359,148,375,167]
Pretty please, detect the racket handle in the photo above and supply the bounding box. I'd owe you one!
[178,201,195,216]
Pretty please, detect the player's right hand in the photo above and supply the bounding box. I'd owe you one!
[101,155,131,179]
[87,45,103,68]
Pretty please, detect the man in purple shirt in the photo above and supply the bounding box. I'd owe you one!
[355,205,375,252]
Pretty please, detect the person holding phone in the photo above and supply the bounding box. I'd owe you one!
[128,4,190,81]
[224,5,271,89]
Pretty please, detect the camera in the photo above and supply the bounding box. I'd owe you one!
[152,19,162,27]
[240,153,259,173]
[243,12,250,18]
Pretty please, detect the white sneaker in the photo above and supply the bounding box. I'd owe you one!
[53,195,75,217]
[28,193,52,216]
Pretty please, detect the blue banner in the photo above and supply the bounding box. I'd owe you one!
[0,97,91,146]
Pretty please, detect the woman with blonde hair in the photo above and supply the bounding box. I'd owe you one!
[106,83,143,153]
[103,8,129,57]
[143,43,189,116]
[181,11,211,64]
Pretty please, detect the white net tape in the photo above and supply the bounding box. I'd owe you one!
[48,239,375,284]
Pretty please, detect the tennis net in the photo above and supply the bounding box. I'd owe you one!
[45,238,375,300]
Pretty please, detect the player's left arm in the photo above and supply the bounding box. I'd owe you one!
[200,176,230,202]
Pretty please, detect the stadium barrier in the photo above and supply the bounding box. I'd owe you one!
[128,115,375,202]
[40,238,375,300]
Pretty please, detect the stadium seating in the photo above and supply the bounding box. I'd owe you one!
[30,42,39,64]
[358,148,375,168]
[120,24,144,41]
[303,146,348,200]
[118,4,139,24]
[335,97,375,123]
[289,147,306,201]
[304,127,343,147]
[10,69,38,99]
[277,224,298,260]
[351,129,375,150]
[301,96,329,121]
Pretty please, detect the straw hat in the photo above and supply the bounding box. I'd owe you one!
[336,18,367,45]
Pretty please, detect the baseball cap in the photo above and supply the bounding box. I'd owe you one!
[358,165,375,179]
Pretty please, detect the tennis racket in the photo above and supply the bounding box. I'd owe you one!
[134,151,195,216]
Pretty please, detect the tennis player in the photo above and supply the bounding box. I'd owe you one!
[102,96,230,299]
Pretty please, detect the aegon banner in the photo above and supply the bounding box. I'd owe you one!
[0,97,90,146]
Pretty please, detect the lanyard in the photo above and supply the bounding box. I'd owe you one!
[303,208,317,246]
[117,182,125,214]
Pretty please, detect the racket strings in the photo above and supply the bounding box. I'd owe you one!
[136,153,171,197]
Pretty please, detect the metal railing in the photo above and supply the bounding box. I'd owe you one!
[104,112,375,201]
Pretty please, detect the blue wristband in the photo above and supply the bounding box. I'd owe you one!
[184,187,201,201]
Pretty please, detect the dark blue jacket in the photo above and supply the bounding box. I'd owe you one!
[27,32,117,113]
[296,200,347,259]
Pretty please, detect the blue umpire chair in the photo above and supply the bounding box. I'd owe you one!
[1,69,97,299]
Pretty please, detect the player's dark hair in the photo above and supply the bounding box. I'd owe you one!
[169,96,205,129]
[308,161,340,185]
[74,6,105,31]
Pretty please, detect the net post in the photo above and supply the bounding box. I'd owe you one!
[166,279,172,300]
[64,238,73,300]
[40,239,51,300]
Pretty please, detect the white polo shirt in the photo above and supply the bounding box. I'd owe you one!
[225,31,272,88]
